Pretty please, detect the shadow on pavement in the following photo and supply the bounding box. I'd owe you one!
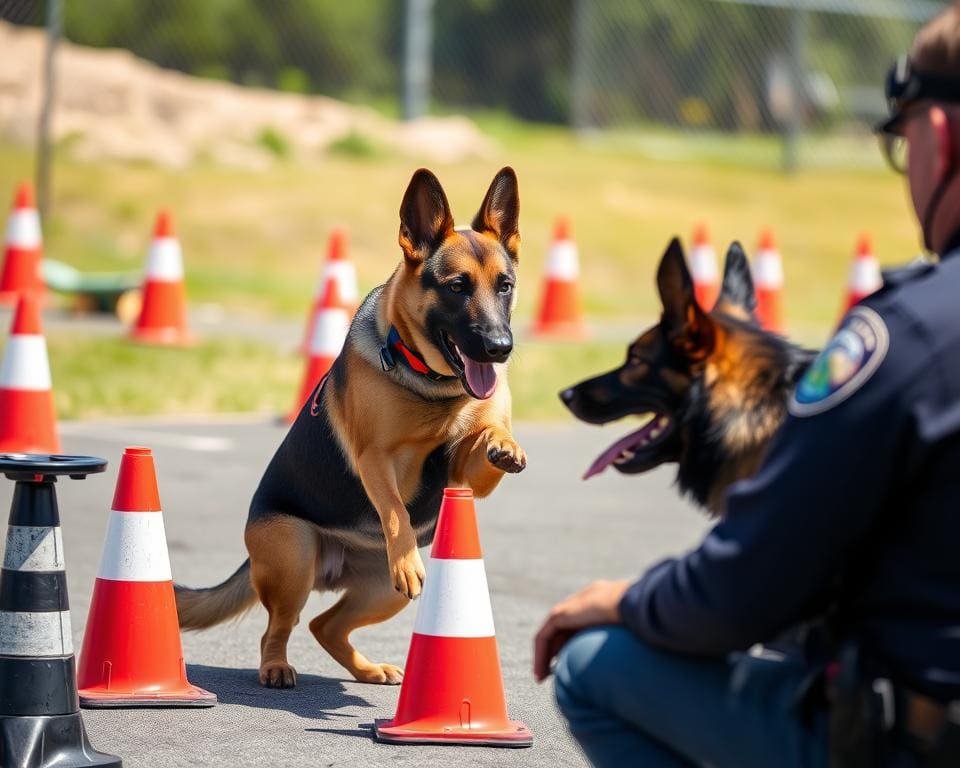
[305,723,377,741]
[188,664,374,720]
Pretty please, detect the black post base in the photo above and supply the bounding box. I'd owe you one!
[0,712,121,768]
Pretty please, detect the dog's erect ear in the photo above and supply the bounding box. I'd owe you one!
[657,237,715,360]
[399,168,455,263]
[715,241,758,322]
[472,167,520,260]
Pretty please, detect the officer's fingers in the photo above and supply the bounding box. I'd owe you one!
[533,615,562,681]
[534,622,579,682]
[548,598,581,624]
[548,628,575,671]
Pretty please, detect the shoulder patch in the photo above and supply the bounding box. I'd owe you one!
[789,306,889,417]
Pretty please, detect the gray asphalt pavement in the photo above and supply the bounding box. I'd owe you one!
[1,418,709,768]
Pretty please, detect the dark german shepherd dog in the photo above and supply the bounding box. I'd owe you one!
[561,237,816,516]
[175,168,526,687]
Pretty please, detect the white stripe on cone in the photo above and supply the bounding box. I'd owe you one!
[5,209,42,249]
[144,237,184,282]
[3,526,64,571]
[0,610,73,656]
[320,261,359,304]
[690,244,718,281]
[97,511,173,582]
[545,241,580,282]
[412,558,496,638]
[849,258,882,295]
[753,249,784,288]
[309,308,350,357]
[0,336,53,390]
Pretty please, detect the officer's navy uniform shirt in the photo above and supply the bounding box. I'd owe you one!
[620,232,960,702]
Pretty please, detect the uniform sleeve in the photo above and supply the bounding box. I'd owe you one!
[618,302,934,655]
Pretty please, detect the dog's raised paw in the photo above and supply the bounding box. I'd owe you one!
[487,440,527,473]
[260,661,298,689]
[390,549,426,599]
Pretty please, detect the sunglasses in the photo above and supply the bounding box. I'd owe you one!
[876,56,960,174]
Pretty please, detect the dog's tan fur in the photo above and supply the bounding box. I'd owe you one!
[176,168,525,687]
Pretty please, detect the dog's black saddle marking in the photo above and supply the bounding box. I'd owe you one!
[251,365,448,546]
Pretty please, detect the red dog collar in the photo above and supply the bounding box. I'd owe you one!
[380,326,458,383]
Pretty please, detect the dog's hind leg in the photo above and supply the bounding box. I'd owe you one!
[309,570,409,685]
[246,515,317,688]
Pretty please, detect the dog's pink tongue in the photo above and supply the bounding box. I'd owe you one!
[463,356,498,399]
[583,429,647,480]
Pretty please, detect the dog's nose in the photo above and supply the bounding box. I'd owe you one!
[483,334,513,362]
[560,388,578,406]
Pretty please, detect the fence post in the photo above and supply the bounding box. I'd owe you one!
[36,0,61,219]
[402,0,434,121]
[782,4,807,173]
[570,0,595,134]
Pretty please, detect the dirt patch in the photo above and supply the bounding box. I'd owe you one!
[0,21,494,169]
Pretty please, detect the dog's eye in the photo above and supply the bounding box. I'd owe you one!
[449,280,465,294]
[498,282,513,295]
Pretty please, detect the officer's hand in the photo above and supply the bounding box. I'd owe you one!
[533,579,630,682]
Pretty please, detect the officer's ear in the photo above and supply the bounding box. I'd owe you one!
[715,241,758,323]
[657,237,715,361]
[929,106,955,182]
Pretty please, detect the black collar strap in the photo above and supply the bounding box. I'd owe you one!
[380,326,458,382]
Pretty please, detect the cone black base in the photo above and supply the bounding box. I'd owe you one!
[0,714,121,768]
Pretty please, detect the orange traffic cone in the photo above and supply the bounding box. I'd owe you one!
[77,446,216,708]
[843,233,883,313]
[689,223,719,311]
[753,228,785,333]
[289,276,350,421]
[374,488,532,747]
[0,182,45,305]
[0,292,60,453]
[301,229,357,352]
[131,210,193,345]
[532,217,586,339]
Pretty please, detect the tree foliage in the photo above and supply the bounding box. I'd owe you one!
[49,0,923,128]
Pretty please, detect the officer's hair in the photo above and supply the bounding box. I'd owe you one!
[912,2,960,78]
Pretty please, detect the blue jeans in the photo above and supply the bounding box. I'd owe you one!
[554,626,829,768]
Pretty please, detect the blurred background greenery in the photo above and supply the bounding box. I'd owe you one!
[53,0,918,132]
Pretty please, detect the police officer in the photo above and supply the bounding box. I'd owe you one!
[534,5,960,767]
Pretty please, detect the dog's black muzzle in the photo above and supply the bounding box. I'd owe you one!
[561,373,646,424]
[459,324,513,364]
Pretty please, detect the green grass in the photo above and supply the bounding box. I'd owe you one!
[0,118,921,419]
[255,127,291,159]
[508,338,625,420]
[328,130,382,159]
[1,125,916,337]
[21,332,623,422]
[46,335,300,419]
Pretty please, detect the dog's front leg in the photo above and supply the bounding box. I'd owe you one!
[452,426,527,498]
[355,450,425,599]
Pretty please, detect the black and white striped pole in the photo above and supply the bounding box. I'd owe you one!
[0,454,120,768]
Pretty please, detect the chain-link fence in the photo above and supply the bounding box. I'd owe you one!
[0,0,948,173]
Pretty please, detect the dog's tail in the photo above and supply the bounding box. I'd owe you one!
[175,559,257,630]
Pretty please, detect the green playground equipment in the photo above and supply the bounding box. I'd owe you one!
[42,260,142,319]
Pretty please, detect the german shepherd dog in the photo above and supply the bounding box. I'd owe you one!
[561,238,816,516]
[175,168,526,688]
